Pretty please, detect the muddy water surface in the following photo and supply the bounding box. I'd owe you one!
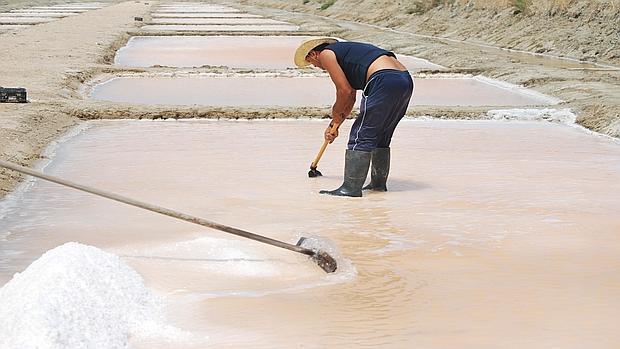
[90,76,556,107]
[150,18,290,25]
[29,6,102,10]
[0,24,29,31]
[10,9,89,13]
[155,7,241,13]
[114,36,443,71]
[0,12,78,17]
[1,119,619,348]
[115,36,312,68]
[152,13,262,18]
[0,17,56,24]
[141,24,300,32]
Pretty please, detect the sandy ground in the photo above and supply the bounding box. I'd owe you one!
[0,1,149,195]
[0,0,619,195]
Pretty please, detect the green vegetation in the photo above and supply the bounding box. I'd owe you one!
[320,0,336,10]
[514,0,531,13]
[405,2,426,14]
[404,0,601,15]
[405,0,457,14]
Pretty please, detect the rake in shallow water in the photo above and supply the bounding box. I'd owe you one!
[0,160,337,273]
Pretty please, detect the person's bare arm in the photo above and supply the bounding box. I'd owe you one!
[318,50,356,142]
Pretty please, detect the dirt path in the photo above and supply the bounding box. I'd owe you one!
[0,1,150,195]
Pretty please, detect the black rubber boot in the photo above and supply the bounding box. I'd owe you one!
[363,147,390,191]
[319,149,371,197]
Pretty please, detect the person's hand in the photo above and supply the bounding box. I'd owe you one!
[324,124,339,143]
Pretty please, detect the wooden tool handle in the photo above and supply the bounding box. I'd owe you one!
[310,122,340,169]
[0,160,314,256]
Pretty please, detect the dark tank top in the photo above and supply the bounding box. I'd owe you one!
[324,41,396,90]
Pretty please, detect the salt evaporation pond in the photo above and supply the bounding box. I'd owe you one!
[150,18,290,25]
[0,24,30,31]
[114,35,444,71]
[151,13,262,18]
[89,75,556,107]
[0,17,56,24]
[11,8,90,13]
[0,12,79,17]
[29,5,102,10]
[141,24,300,32]
[1,119,619,348]
[156,6,241,13]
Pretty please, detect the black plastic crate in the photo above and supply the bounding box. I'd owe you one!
[0,87,28,103]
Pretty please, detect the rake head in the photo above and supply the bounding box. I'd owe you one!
[312,250,337,273]
[296,237,337,273]
[308,166,322,178]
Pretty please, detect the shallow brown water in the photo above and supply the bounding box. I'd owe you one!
[29,6,102,10]
[150,18,290,25]
[10,9,89,13]
[89,76,556,107]
[155,6,241,13]
[151,13,262,18]
[141,24,300,32]
[0,24,30,31]
[0,119,619,348]
[0,12,78,17]
[0,17,56,24]
[114,36,444,71]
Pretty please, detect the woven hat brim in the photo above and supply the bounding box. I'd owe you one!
[294,37,338,68]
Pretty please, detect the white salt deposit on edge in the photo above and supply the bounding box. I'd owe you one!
[0,242,190,349]
[487,108,577,123]
[0,122,92,222]
[115,233,357,299]
[474,76,563,105]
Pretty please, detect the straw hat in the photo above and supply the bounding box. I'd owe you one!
[294,37,338,68]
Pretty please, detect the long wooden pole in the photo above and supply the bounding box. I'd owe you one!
[0,160,314,256]
[310,122,340,170]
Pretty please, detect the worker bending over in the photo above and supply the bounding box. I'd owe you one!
[294,38,414,197]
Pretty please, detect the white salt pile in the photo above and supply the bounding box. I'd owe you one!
[0,242,181,349]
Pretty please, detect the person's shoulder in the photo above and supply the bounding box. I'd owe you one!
[318,48,337,61]
[326,41,343,48]
[332,41,356,46]
[326,41,356,51]
[339,41,379,49]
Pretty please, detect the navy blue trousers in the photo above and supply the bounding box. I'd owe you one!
[348,69,414,152]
